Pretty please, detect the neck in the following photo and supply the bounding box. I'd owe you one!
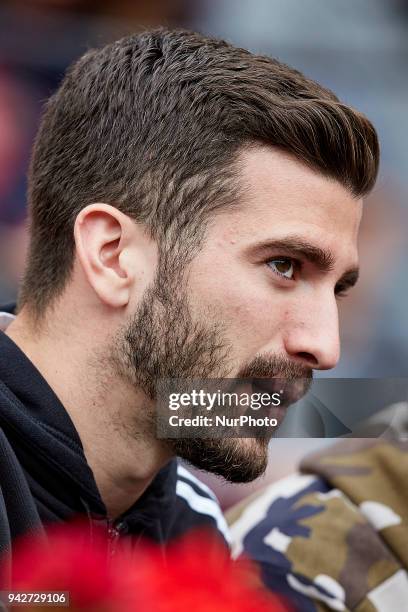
[6,309,172,519]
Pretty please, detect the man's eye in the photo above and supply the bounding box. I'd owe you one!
[267,257,296,280]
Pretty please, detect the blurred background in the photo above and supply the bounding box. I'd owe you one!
[0,0,407,507]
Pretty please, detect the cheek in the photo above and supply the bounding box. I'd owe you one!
[191,263,285,353]
[229,299,279,351]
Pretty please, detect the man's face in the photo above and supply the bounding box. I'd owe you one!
[187,147,362,372]
[115,146,362,482]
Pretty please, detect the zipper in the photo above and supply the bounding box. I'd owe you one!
[80,497,127,560]
[107,519,126,558]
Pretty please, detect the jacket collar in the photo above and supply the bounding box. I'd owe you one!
[0,305,178,538]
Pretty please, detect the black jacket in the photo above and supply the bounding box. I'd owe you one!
[0,306,229,586]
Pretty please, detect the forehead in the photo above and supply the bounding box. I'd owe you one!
[219,146,363,264]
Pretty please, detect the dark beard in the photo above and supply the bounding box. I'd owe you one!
[112,265,311,483]
[115,270,232,399]
[174,437,270,483]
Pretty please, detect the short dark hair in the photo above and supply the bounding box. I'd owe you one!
[19,28,379,315]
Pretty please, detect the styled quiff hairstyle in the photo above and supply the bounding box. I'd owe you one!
[20,28,379,315]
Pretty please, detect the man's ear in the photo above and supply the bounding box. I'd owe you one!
[74,203,137,308]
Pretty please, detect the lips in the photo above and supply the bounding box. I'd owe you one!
[251,376,311,407]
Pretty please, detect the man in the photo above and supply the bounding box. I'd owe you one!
[0,28,378,579]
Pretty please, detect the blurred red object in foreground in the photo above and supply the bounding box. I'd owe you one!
[6,522,289,611]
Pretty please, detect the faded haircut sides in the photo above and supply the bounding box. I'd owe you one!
[19,28,379,316]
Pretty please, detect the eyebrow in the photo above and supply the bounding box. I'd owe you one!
[247,235,360,290]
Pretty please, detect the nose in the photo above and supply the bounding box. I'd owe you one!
[282,294,340,371]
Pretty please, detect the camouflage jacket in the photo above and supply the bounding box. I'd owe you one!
[228,438,408,612]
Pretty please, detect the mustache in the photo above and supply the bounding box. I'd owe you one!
[237,353,313,380]
[236,353,313,405]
